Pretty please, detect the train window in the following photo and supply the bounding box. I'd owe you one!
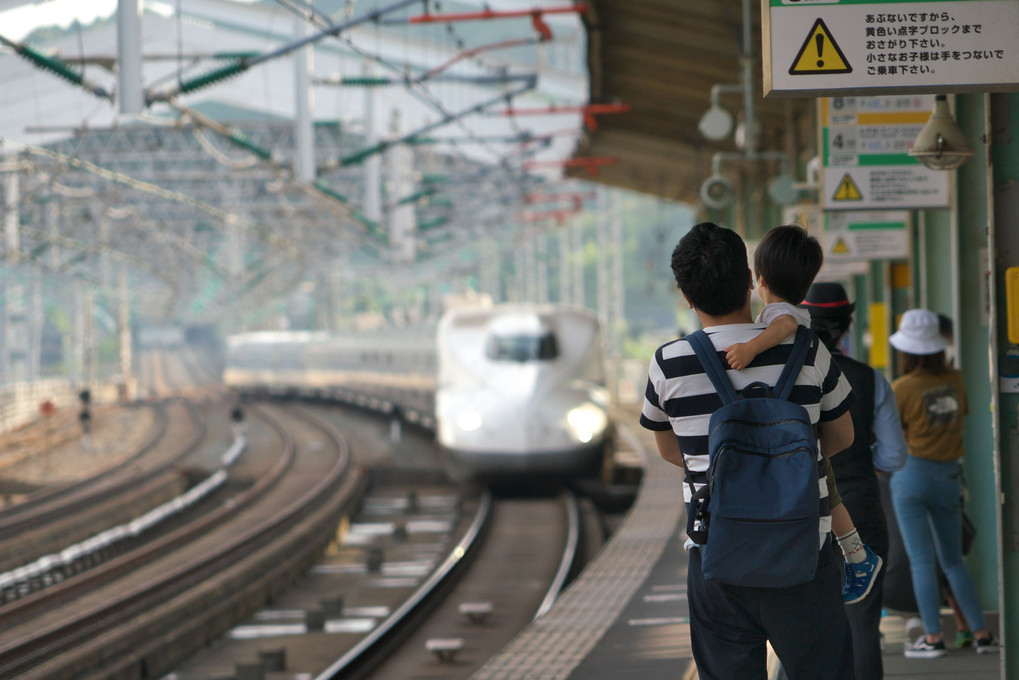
[485,333,558,362]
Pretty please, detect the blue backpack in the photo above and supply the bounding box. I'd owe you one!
[686,326,824,588]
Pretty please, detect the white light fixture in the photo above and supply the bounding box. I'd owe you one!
[768,173,798,205]
[909,95,974,170]
[699,104,734,142]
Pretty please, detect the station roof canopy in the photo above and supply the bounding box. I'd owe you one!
[567,0,814,203]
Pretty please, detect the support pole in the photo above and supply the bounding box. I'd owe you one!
[4,167,19,265]
[30,274,41,379]
[293,14,315,182]
[571,217,584,307]
[386,111,417,263]
[597,187,609,338]
[611,191,625,400]
[363,63,382,223]
[118,269,133,399]
[558,227,570,305]
[117,0,144,115]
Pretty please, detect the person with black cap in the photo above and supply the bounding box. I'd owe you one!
[802,282,909,679]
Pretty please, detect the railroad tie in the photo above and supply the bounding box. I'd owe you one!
[366,546,384,573]
[320,596,344,617]
[258,648,286,671]
[425,638,465,663]
[305,608,326,631]
[234,661,265,680]
[458,601,493,624]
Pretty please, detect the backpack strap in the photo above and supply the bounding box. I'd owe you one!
[686,330,739,405]
[773,325,812,401]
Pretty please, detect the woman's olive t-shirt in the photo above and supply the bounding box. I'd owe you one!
[891,368,968,462]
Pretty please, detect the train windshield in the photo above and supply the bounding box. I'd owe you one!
[485,332,558,362]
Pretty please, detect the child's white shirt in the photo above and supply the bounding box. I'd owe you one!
[756,301,811,327]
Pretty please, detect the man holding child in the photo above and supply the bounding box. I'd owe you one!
[640,222,856,680]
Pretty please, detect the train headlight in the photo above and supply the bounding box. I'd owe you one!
[457,410,483,432]
[567,405,606,444]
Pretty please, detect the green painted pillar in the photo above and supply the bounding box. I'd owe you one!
[989,91,1019,678]
[954,94,999,621]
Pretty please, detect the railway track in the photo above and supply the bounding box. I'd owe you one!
[165,403,600,680]
[0,403,367,680]
[0,345,618,680]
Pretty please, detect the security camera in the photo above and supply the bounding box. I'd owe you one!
[909,95,973,171]
[700,174,734,209]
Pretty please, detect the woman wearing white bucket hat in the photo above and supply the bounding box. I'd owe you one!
[889,309,999,658]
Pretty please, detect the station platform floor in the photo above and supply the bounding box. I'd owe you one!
[468,406,1004,680]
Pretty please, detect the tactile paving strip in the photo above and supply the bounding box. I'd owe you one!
[470,423,684,679]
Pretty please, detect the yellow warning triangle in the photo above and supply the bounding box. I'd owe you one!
[789,18,852,75]
[832,173,863,201]
[832,237,851,255]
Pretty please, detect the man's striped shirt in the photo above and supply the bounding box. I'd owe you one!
[640,323,855,542]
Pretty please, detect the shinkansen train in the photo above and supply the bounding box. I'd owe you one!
[222,303,611,478]
[222,330,437,420]
[435,304,611,478]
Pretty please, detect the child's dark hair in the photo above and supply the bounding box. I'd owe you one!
[753,225,823,304]
[671,222,752,317]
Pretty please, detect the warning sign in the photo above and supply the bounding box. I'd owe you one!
[763,0,1019,97]
[832,174,863,202]
[789,19,851,76]
[823,211,910,262]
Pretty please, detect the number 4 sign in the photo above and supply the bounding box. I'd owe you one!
[819,95,950,210]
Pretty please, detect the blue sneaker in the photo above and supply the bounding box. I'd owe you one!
[842,545,883,604]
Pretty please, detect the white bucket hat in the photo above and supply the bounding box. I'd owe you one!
[889,309,948,355]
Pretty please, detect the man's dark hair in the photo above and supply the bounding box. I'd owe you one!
[671,222,751,317]
[753,225,823,304]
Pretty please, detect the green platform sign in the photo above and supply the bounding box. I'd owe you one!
[819,95,950,209]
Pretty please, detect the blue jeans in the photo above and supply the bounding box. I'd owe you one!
[890,456,985,635]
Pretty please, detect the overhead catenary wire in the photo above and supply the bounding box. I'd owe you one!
[145,0,423,104]
[273,0,536,196]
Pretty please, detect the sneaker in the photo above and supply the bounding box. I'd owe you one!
[904,636,947,659]
[976,634,1001,654]
[956,629,974,648]
[842,545,883,604]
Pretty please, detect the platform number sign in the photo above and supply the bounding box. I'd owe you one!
[819,95,950,210]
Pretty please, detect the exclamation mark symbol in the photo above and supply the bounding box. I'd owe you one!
[816,33,825,68]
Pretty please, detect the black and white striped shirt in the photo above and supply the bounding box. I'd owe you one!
[640,323,854,540]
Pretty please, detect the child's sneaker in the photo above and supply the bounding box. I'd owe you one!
[904,636,946,659]
[842,545,883,604]
[975,634,1001,654]
[955,630,974,648]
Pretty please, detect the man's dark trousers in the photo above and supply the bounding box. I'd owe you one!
[688,538,855,680]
